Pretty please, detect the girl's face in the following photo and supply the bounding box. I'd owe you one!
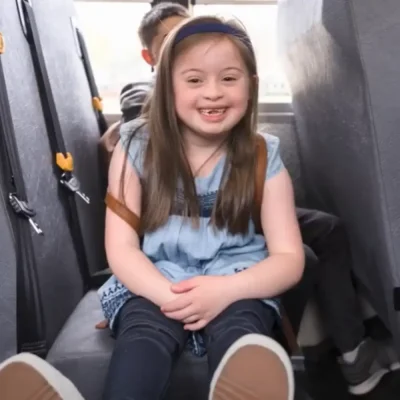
[172,36,250,143]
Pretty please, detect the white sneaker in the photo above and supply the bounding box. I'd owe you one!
[0,353,84,400]
[208,334,295,400]
[377,339,400,371]
[339,339,389,396]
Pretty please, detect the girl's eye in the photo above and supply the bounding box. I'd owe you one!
[223,76,237,82]
[187,78,201,84]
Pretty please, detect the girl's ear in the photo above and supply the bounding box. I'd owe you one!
[141,49,155,66]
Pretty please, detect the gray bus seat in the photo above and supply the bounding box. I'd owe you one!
[27,0,107,279]
[1,0,86,349]
[278,0,400,354]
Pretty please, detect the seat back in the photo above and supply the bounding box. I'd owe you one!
[1,0,84,349]
[32,0,107,276]
[0,0,106,351]
[278,0,400,350]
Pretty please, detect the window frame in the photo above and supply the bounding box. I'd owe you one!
[74,0,291,122]
[74,0,277,3]
[74,0,151,3]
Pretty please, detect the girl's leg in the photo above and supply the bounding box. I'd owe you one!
[103,297,188,400]
[204,299,294,400]
[0,353,84,400]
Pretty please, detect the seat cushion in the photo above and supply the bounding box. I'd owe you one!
[46,247,317,400]
[46,291,208,400]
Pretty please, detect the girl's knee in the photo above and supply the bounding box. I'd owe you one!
[115,298,187,350]
[207,300,276,339]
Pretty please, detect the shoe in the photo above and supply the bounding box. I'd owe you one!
[339,338,389,396]
[208,334,294,400]
[0,353,84,400]
[376,338,400,371]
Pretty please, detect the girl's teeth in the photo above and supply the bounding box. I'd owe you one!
[201,109,224,115]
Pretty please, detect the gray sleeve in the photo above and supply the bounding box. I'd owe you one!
[119,120,149,177]
[119,81,153,117]
[259,133,285,181]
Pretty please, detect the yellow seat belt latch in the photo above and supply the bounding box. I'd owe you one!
[56,153,90,204]
[0,32,5,54]
[56,152,74,172]
[92,96,103,112]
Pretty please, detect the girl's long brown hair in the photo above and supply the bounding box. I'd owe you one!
[123,16,260,235]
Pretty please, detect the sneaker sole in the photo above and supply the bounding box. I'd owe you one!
[349,361,400,396]
[0,353,84,400]
[390,362,400,371]
[348,367,389,396]
[209,334,294,400]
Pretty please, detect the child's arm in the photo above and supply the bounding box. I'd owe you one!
[227,167,305,301]
[105,142,177,307]
[99,121,121,157]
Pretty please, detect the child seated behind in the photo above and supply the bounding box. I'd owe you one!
[99,2,189,162]
[99,14,304,400]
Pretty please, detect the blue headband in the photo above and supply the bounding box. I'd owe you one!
[173,22,255,57]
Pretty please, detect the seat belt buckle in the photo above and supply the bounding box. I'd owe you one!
[8,193,43,235]
[59,172,90,204]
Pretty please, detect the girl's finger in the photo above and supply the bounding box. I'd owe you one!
[164,306,195,321]
[183,315,200,324]
[161,295,192,313]
[184,319,207,331]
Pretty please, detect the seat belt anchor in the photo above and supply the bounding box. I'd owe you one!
[59,172,90,204]
[8,193,44,235]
